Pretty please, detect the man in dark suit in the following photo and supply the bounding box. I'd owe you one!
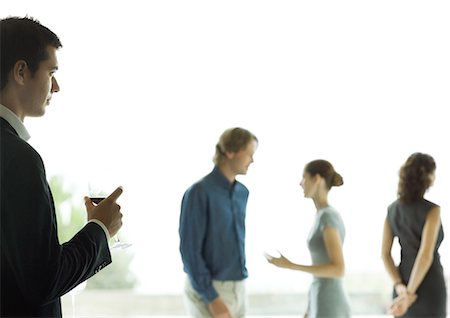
[0,16,124,317]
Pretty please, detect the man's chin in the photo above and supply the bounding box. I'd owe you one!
[30,109,47,118]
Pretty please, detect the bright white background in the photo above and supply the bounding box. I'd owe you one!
[3,0,449,297]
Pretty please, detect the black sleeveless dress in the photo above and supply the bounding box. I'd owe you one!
[387,199,446,318]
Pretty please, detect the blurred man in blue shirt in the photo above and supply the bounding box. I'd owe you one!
[179,127,258,318]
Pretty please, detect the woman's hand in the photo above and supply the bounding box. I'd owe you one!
[394,282,407,296]
[264,252,293,269]
[388,292,417,316]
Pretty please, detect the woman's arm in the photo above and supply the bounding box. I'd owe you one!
[381,217,415,315]
[385,207,441,316]
[406,206,441,294]
[265,226,345,278]
[381,218,403,286]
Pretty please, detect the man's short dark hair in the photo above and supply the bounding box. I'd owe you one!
[0,16,62,90]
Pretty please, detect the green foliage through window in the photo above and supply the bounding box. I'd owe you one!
[49,176,136,289]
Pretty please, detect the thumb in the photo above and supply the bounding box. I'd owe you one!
[84,196,94,206]
[105,186,123,202]
[84,196,95,213]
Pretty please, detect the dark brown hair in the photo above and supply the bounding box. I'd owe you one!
[398,152,436,203]
[213,127,258,165]
[1,16,62,90]
[305,159,343,190]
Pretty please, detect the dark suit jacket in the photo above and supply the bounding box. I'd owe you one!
[1,118,112,317]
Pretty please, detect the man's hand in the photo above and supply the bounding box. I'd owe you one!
[85,186,123,237]
[208,297,232,318]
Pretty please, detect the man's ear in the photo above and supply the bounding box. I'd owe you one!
[225,151,235,160]
[13,60,28,85]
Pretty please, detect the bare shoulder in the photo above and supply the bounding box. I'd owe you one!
[426,206,441,220]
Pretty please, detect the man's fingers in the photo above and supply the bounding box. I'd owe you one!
[84,196,95,208]
[105,186,123,202]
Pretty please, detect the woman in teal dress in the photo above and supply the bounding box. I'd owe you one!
[265,159,351,318]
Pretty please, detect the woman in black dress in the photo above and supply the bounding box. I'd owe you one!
[381,152,446,317]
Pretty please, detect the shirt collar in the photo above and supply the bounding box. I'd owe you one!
[0,104,31,141]
[211,166,236,190]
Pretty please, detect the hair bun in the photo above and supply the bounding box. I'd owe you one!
[332,172,344,187]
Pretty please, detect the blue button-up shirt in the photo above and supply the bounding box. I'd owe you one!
[179,166,249,303]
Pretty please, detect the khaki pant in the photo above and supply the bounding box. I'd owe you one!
[184,277,247,318]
